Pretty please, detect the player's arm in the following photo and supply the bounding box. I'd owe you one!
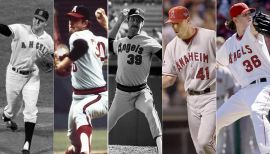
[95,8,108,31]
[0,24,12,37]
[109,9,127,39]
[162,75,177,88]
[55,39,88,71]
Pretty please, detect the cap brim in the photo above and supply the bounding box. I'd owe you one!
[34,15,46,21]
[165,19,183,24]
[129,14,144,20]
[67,12,84,18]
[242,8,256,15]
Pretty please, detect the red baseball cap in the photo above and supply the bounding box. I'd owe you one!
[67,5,90,20]
[230,3,255,18]
[165,6,189,24]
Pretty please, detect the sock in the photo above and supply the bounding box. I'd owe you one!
[76,125,92,153]
[24,122,36,150]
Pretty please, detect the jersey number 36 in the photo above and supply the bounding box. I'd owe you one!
[242,55,261,72]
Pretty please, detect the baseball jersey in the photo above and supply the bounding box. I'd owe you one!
[163,28,216,91]
[112,34,161,86]
[217,25,270,87]
[8,24,53,70]
[70,30,107,89]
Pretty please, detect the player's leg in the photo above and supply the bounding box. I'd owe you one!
[135,87,162,154]
[197,93,216,154]
[248,84,270,153]
[186,96,202,153]
[217,89,250,135]
[108,89,135,132]
[3,66,26,130]
[21,71,40,152]
[85,91,108,119]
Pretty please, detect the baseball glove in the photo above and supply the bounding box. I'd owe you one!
[253,11,270,37]
[36,53,54,73]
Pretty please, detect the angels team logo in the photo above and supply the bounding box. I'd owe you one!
[72,6,78,13]
[170,10,175,19]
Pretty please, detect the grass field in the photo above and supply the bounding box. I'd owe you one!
[54,129,107,153]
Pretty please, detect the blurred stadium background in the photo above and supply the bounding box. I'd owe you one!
[54,0,108,153]
[0,0,53,153]
[217,0,270,154]
[162,0,215,153]
[108,0,162,152]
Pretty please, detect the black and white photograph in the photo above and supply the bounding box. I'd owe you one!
[0,0,54,153]
[108,0,163,153]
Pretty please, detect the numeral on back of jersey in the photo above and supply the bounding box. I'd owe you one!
[196,67,210,80]
[127,54,142,65]
[242,55,261,72]
[95,42,107,61]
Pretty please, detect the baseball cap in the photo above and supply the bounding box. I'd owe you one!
[34,8,49,21]
[128,8,144,20]
[67,5,90,20]
[165,6,189,24]
[230,2,255,18]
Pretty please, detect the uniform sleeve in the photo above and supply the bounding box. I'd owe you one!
[209,31,216,58]
[112,39,119,55]
[8,24,22,40]
[162,44,177,76]
[217,42,229,66]
[148,38,162,54]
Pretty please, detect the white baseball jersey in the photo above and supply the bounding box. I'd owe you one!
[112,34,161,86]
[163,28,216,91]
[69,30,107,89]
[8,24,53,70]
[217,25,270,87]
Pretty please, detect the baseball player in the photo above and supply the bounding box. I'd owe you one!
[54,5,108,154]
[162,6,216,154]
[216,2,270,154]
[0,8,53,154]
[108,8,163,154]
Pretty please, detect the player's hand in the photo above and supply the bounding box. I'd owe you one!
[95,8,108,31]
[118,9,129,22]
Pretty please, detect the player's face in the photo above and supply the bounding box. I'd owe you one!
[69,17,88,34]
[32,17,47,30]
[235,11,253,29]
[127,16,144,34]
[171,19,189,38]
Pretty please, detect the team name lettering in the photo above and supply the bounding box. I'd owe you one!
[118,43,143,54]
[175,52,208,71]
[21,41,49,55]
[229,45,252,64]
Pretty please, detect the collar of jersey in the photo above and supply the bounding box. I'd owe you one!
[127,34,139,39]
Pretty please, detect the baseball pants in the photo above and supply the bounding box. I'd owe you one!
[109,86,162,139]
[217,82,270,154]
[187,91,216,154]
[4,65,39,123]
[68,91,108,146]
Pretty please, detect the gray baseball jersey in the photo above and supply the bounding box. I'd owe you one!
[112,34,161,86]
[8,24,53,70]
[163,28,216,91]
[69,30,107,89]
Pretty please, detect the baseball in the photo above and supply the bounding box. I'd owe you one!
[95,8,104,19]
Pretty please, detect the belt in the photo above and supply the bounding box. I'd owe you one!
[12,67,34,75]
[116,83,147,92]
[73,86,107,95]
[187,88,211,95]
[250,78,267,85]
